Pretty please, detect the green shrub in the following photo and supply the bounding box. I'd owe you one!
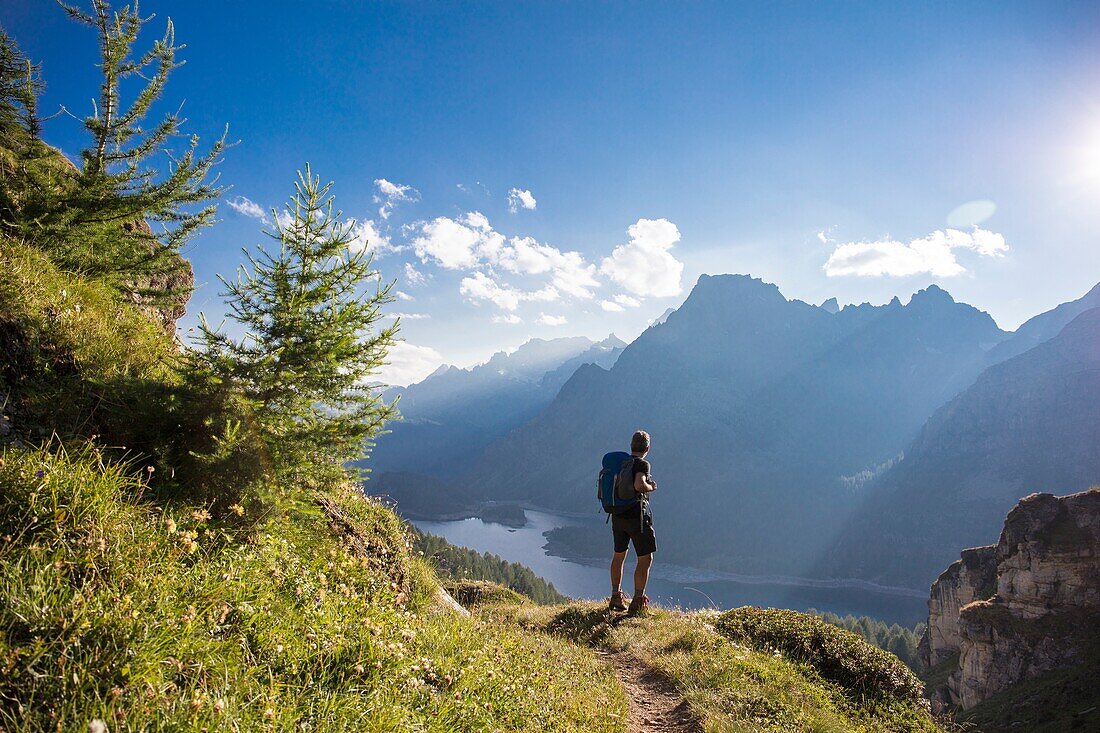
[715,607,926,705]
[445,580,528,609]
[810,608,925,671]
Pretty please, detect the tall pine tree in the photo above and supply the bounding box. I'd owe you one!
[30,1,227,308]
[198,167,399,485]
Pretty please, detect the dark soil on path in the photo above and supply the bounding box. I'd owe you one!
[596,648,704,733]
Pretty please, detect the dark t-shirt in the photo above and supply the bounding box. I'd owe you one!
[619,457,651,520]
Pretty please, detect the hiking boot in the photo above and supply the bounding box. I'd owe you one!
[608,590,627,612]
[627,594,649,616]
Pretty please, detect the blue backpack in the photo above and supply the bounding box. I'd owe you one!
[598,451,639,514]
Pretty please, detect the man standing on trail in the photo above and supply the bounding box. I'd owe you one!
[609,430,657,615]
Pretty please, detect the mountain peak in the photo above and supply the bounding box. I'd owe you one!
[819,297,840,314]
[426,363,453,380]
[682,274,789,314]
[597,333,627,349]
[907,284,956,307]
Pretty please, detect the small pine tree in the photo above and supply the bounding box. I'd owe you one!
[28,1,227,306]
[198,166,399,486]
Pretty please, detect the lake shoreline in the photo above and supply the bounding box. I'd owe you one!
[413,506,928,598]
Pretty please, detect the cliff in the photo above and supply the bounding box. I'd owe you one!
[922,488,1100,720]
[920,545,997,672]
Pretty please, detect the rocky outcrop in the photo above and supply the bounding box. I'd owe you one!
[121,218,194,334]
[919,545,996,669]
[922,488,1100,710]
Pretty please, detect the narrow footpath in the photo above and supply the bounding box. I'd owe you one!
[595,649,704,733]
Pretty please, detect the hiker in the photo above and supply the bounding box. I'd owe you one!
[607,430,657,615]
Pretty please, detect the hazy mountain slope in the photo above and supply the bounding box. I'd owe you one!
[986,281,1100,364]
[463,275,1005,576]
[750,285,1004,481]
[823,307,1100,589]
[367,335,624,479]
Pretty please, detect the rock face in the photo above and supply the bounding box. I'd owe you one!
[922,488,1100,710]
[920,545,996,669]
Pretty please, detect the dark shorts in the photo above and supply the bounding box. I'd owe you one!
[612,512,656,556]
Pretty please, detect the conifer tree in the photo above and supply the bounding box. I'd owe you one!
[198,167,399,485]
[34,1,227,305]
[0,29,42,137]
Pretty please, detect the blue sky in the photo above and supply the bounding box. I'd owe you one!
[5,1,1100,385]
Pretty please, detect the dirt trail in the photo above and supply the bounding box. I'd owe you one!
[596,649,704,733]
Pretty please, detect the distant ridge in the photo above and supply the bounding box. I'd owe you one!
[363,334,625,481]
[824,306,1100,587]
[986,281,1100,364]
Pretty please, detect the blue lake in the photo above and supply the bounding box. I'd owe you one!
[413,509,928,626]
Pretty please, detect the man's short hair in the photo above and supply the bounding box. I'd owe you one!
[631,430,650,453]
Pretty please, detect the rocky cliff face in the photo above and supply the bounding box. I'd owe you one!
[920,545,996,670]
[922,488,1100,710]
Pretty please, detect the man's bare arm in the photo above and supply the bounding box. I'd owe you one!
[634,471,656,493]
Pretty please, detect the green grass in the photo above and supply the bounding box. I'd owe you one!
[0,239,178,439]
[492,603,944,733]
[0,446,626,731]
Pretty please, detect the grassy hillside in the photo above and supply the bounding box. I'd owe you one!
[494,603,942,733]
[0,446,627,731]
[0,202,622,729]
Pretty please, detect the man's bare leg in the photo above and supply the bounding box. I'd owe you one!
[610,550,627,595]
[633,553,653,599]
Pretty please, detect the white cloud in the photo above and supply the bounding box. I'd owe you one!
[492,314,522,324]
[823,227,1009,278]
[404,262,428,286]
[495,236,599,298]
[347,218,399,256]
[395,290,414,301]
[537,313,568,326]
[614,294,640,308]
[600,218,684,298]
[460,272,525,311]
[600,300,625,312]
[373,179,420,220]
[459,271,558,311]
[227,196,268,223]
[412,212,598,299]
[507,188,537,213]
[386,312,430,320]
[376,342,444,387]
[412,212,505,270]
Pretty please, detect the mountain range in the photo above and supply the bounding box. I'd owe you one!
[366,274,1100,590]
[823,305,1100,587]
[365,334,625,480]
